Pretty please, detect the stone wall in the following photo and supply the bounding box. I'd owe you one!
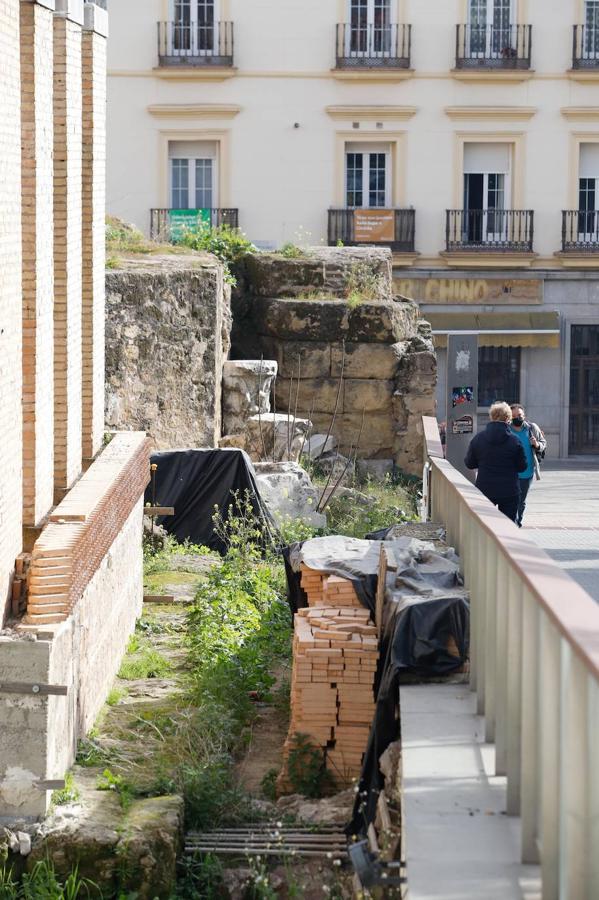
[105,254,231,449]
[0,498,144,821]
[0,0,23,618]
[233,248,436,476]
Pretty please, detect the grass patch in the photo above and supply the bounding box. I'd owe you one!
[51,772,80,807]
[106,686,128,707]
[0,860,100,899]
[117,635,171,681]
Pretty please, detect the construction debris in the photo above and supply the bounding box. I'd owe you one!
[278,566,379,792]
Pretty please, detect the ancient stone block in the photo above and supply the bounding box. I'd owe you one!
[309,412,395,458]
[343,379,394,414]
[331,342,401,380]
[244,246,393,299]
[277,341,331,379]
[254,462,326,529]
[222,359,277,437]
[276,377,341,416]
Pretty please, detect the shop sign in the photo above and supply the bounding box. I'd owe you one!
[354,209,395,243]
[395,277,544,305]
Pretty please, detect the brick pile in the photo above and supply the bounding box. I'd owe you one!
[279,566,379,790]
[25,432,151,626]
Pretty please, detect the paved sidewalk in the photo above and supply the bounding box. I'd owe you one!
[401,684,541,900]
[522,461,599,602]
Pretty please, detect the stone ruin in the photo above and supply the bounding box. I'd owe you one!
[104,246,437,483]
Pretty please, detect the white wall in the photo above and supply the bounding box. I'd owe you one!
[106,0,599,259]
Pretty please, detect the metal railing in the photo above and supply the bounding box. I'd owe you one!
[335,23,411,68]
[572,24,599,68]
[446,209,534,252]
[150,208,239,241]
[422,416,599,897]
[562,210,599,252]
[328,208,415,251]
[157,21,234,67]
[455,24,532,69]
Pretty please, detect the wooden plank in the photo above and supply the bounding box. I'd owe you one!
[34,780,66,790]
[145,506,175,516]
[0,682,68,696]
[143,595,177,604]
[375,545,387,634]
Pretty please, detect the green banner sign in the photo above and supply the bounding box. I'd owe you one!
[168,208,211,242]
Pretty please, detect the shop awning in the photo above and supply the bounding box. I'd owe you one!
[426,311,560,348]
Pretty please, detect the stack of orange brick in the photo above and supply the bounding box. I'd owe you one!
[280,566,379,790]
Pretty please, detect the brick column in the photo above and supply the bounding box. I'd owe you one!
[53,0,83,496]
[20,0,56,527]
[81,1,107,460]
[0,0,24,617]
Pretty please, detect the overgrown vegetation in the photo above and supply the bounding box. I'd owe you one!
[0,860,99,899]
[345,260,387,308]
[279,242,306,259]
[286,733,335,798]
[117,633,172,681]
[178,223,256,284]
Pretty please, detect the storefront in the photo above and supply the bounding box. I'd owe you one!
[395,272,599,458]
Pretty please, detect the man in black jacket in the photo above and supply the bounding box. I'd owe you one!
[464,401,528,522]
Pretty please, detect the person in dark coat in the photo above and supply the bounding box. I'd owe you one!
[464,401,528,522]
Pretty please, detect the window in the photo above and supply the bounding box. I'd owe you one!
[585,1,599,55]
[478,347,521,408]
[169,140,217,210]
[578,144,599,239]
[348,0,391,55]
[468,0,514,57]
[345,143,390,208]
[172,0,216,54]
[463,143,511,241]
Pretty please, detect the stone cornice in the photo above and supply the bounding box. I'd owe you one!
[147,103,241,119]
[326,105,417,121]
[445,106,537,120]
[561,106,599,121]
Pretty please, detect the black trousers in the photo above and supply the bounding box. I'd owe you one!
[517,477,533,526]
[488,494,519,523]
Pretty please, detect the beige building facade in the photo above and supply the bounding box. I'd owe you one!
[107,0,599,457]
[0,0,151,821]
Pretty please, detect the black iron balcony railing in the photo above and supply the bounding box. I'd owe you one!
[455,24,532,69]
[562,210,599,251]
[446,210,534,252]
[335,23,411,69]
[572,25,599,68]
[157,21,234,67]
[150,208,239,241]
[328,208,415,252]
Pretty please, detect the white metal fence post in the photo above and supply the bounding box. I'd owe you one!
[506,568,524,815]
[520,589,541,863]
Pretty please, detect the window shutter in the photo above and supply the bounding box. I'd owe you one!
[580,144,599,178]
[463,142,511,174]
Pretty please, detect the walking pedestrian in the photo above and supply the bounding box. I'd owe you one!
[509,404,548,528]
[464,401,528,522]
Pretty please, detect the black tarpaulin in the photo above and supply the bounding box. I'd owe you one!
[145,448,275,554]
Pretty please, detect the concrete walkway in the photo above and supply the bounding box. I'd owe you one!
[401,684,542,900]
[522,461,599,602]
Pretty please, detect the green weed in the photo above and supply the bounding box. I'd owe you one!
[178,223,256,285]
[260,767,279,802]
[279,242,305,259]
[286,734,336,798]
[344,260,387,306]
[0,860,100,899]
[51,772,80,807]
[117,635,171,681]
[96,769,135,812]
[106,686,127,707]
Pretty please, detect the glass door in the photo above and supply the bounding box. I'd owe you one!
[468,0,514,59]
[346,150,389,208]
[348,0,391,57]
[578,178,598,242]
[585,1,599,58]
[170,156,215,209]
[464,172,506,242]
[569,325,599,454]
[172,0,217,57]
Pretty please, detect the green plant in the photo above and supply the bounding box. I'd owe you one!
[260,767,279,802]
[105,256,121,269]
[97,769,135,812]
[118,636,171,681]
[279,242,305,259]
[178,223,256,284]
[51,772,80,807]
[286,734,335,798]
[175,852,224,900]
[106,686,128,707]
[344,261,386,307]
[244,859,278,900]
[0,860,100,899]
[75,737,110,768]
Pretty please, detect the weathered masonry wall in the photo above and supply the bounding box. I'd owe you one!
[0,0,24,617]
[234,249,437,476]
[0,432,150,821]
[105,254,231,449]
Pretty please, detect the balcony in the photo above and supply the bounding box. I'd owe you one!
[335,23,411,69]
[328,208,415,252]
[445,210,534,253]
[562,210,599,252]
[572,25,599,68]
[157,21,234,68]
[455,24,532,70]
[150,208,239,241]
